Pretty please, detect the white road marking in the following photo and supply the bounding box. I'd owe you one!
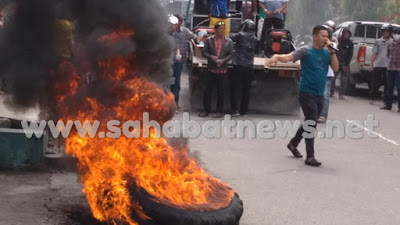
[346,120,400,146]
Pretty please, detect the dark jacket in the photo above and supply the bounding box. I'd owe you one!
[337,29,354,66]
[230,30,257,68]
[202,35,234,71]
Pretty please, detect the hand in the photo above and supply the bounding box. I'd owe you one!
[266,55,279,67]
[369,65,374,72]
[253,12,258,16]
[273,9,281,14]
[212,55,218,62]
[217,59,223,67]
[264,10,272,16]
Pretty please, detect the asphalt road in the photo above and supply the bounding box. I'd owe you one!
[0,72,399,225]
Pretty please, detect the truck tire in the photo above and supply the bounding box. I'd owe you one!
[130,186,244,225]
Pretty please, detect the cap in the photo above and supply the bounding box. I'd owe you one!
[168,15,179,25]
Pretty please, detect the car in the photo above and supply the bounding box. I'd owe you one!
[333,21,399,95]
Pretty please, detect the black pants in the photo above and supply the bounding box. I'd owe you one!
[331,65,349,95]
[369,67,387,100]
[203,71,227,113]
[259,18,285,52]
[230,66,253,114]
[290,92,324,158]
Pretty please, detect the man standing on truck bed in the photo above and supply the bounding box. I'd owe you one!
[335,28,353,100]
[381,26,400,112]
[266,25,339,167]
[259,0,288,54]
[199,21,234,118]
[207,0,230,37]
[369,24,393,104]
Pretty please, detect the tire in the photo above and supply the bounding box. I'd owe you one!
[130,186,244,225]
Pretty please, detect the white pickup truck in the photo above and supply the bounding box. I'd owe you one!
[333,21,399,95]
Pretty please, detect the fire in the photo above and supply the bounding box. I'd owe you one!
[55,29,234,224]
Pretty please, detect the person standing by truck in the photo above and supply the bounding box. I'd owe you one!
[171,15,196,110]
[229,19,257,116]
[199,21,234,118]
[318,23,338,123]
[266,25,339,167]
[381,26,400,112]
[335,28,353,100]
[369,24,393,104]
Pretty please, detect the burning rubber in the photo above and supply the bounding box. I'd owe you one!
[0,1,244,225]
[130,186,244,225]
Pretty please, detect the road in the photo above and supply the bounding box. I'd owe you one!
[0,72,399,225]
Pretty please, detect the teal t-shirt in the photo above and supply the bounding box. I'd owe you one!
[291,45,331,96]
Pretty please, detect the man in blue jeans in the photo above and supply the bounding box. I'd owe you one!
[171,15,195,110]
[267,25,339,167]
[381,26,400,112]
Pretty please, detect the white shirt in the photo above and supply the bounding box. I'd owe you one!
[327,66,335,77]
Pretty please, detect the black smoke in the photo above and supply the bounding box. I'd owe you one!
[0,0,173,116]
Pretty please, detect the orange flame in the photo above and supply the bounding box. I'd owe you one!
[56,29,234,224]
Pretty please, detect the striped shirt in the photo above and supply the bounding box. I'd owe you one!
[173,26,195,62]
[208,37,227,74]
[387,42,400,71]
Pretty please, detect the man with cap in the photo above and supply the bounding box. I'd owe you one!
[369,24,393,104]
[199,21,234,118]
[171,15,196,110]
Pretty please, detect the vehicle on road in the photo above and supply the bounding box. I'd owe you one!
[333,21,400,95]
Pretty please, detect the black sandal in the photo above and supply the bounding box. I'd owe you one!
[287,143,303,158]
[305,157,322,167]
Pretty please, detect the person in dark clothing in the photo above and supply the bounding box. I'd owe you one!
[229,19,257,116]
[266,25,339,167]
[334,28,353,99]
[199,21,234,118]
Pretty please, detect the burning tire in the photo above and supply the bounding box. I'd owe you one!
[131,187,244,225]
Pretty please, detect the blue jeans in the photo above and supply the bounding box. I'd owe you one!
[385,70,400,108]
[170,61,184,104]
[320,77,333,118]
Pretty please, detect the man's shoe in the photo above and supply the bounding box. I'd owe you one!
[213,112,224,118]
[199,111,209,117]
[231,111,240,117]
[317,116,326,123]
[380,106,392,110]
[339,94,345,99]
[330,93,334,97]
[305,157,322,167]
[287,143,303,158]
[397,108,400,112]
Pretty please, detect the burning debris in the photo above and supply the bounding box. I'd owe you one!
[0,0,243,224]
